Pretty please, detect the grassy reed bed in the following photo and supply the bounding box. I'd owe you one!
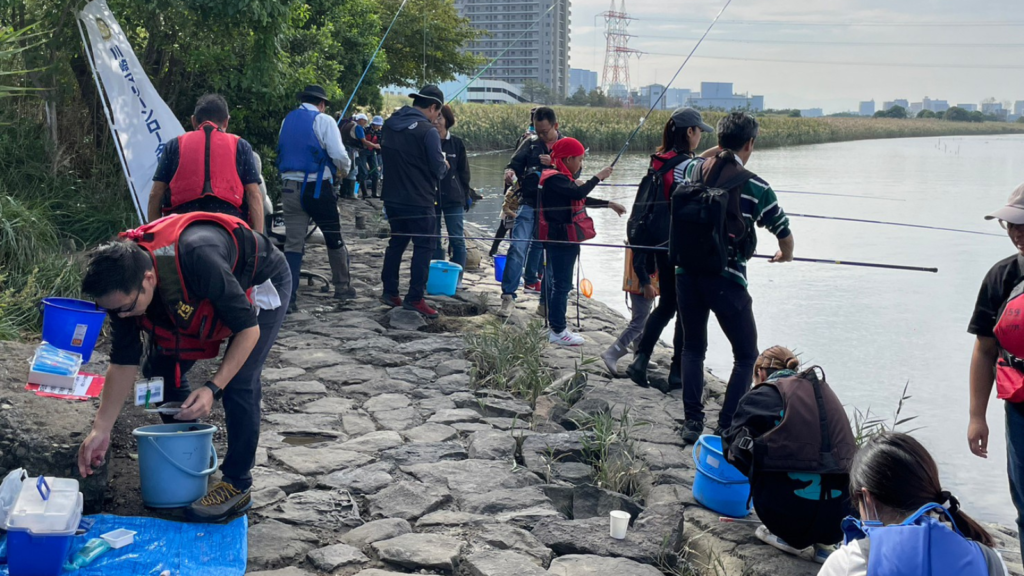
[443,103,1024,152]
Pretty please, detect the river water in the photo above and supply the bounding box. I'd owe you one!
[462,134,1023,524]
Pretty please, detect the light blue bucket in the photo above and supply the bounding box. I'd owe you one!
[427,260,462,296]
[692,434,751,518]
[40,297,106,362]
[133,423,219,508]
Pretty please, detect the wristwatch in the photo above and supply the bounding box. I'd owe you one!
[203,381,224,401]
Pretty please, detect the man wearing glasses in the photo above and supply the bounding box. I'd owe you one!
[76,212,290,522]
[968,182,1024,556]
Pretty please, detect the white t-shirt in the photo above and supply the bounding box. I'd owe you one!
[818,539,1009,576]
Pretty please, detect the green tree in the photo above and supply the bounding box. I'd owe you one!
[521,79,552,104]
[374,0,481,88]
[565,86,588,106]
[969,110,985,123]
[944,106,970,122]
[917,109,936,119]
[787,109,801,118]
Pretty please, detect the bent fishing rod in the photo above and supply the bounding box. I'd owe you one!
[446,3,559,103]
[385,231,938,273]
[595,182,905,202]
[610,0,733,167]
[338,0,411,121]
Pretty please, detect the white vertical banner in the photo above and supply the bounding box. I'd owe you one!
[77,0,185,223]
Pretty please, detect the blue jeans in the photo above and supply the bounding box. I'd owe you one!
[434,204,467,270]
[501,204,544,296]
[544,244,580,334]
[1006,402,1024,555]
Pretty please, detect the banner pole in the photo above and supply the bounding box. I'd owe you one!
[76,15,144,224]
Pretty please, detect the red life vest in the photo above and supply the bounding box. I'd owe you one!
[166,121,244,213]
[994,279,1024,402]
[120,212,259,364]
[537,169,596,243]
[650,151,680,200]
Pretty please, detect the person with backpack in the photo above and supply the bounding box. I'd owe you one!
[76,212,290,522]
[366,115,384,197]
[338,113,368,199]
[498,107,562,317]
[148,94,264,232]
[536,137,624,345]
[671,111,795,443]
[967,183,1024,557]
[432,105,470,286]
[624,107,713,391]
[601,246,658,376]
[723,347,856,564]
[277,85,355,312]
[819,433,1008,576]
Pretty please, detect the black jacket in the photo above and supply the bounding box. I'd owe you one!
[438,133,471,208]
[507,134,560,207]
[381,106,446,208]
[539,174,609,242]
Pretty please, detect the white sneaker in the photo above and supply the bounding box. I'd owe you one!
[549,330,584,346]
[498,294,514,318]
[755,524,814,561]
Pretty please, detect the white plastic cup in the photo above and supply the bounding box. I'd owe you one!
[609,510,631,539]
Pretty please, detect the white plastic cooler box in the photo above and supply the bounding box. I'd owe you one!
[5,476,84,576]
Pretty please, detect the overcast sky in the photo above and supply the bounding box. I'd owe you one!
[568,0,1024,112]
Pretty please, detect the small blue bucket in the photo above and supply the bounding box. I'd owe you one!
[40,298,106,363]
[133,423,219,508]
[692,434,751,518]
[427,260,462,297]
[494,255,507,283]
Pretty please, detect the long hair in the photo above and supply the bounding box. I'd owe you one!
[850,433,994,547]
[656,120,696,155]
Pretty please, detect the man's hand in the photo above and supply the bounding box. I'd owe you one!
[504,169,516,184]
[176,386,215,421]
[539,154,552,166]
[642,285,657,300]
[596,166,614,181]
[770,235,795,263]
[968,416,990,458]
[769,250,794,263]
[78,429,111,478]
[608,201,627,216]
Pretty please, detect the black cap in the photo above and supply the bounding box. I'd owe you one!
[296,85,330,103]
[671,107,714,133]
[409,85,445,106]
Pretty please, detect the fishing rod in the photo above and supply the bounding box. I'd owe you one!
[787,213,1002,237]
[467,148,515,158]
[595,183,906,201]
[338,0,411,121]
[386,231,939,273]
[610,0,734,167]
[445,3,558,103]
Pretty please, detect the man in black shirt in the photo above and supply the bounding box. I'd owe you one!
[76,215,290,522]
[968,183,1024,555]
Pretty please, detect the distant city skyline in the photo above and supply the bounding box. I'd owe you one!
[567,0,1024,113]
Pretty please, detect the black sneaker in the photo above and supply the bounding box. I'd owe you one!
[680,419,705,444]
[187,481,251,522]
[713,424,728,437]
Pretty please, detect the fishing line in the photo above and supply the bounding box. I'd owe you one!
[338,0,411,121]
[445,3,559,104]
[467,148,516,158]
[786,213,1002,237]
[595,182,906,201]
[610,0,734,167]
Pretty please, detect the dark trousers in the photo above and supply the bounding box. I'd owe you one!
[1007,402,1024,555]
[382,203,436,303]
[753,472,853,549]
[676,273,758,427]
[145,265,292,492]
[636,252,683,359]
[544,243,580,334]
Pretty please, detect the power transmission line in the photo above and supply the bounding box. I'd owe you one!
[641,18,1024,27]
[643,53,1024,70]
[641,36,1024,49]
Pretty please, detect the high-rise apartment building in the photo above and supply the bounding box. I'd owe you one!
[454,0,571,97]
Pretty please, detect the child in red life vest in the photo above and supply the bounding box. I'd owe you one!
[536,137,625,346]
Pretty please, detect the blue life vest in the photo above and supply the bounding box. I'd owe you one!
[841,503,995,576]
[277,107,335,197]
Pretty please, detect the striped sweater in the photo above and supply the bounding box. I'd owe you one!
[677,156,791,286]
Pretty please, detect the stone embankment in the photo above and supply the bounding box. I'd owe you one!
[0,198,1021,576]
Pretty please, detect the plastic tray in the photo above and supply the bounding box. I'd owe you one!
[100,528,136,549]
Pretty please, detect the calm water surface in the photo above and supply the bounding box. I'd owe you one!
[464,134,1022,524]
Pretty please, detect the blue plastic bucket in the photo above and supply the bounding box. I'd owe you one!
[494,255,507,283]
[40,298,106,363]
[427,260,462,297]
[692,434,751,518]
[133,423,219,508]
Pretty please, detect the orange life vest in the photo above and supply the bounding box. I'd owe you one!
[166,121,244,213]
[120,212,259,363]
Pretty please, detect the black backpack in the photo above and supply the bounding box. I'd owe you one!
[339,118,363,149]
[669,157,756,275]
[626,154,690,248]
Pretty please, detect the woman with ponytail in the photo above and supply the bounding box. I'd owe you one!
[723,347,857,564]
[819,432,1007,576]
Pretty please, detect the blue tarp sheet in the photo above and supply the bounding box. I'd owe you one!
[2,514,247,576]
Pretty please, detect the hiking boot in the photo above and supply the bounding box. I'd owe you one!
[680,419,705,444]
[187,481,251,523]
[535,303,547,318]
[626,353,651,387]
[549,329,585,346]
[379,294,402,308]
[523,281,542,294]
[498,294,515,318]
[334,286,357,300]
[404,299,439,319]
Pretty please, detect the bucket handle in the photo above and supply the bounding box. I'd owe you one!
[145,437,219,478]
[692,441,702,466]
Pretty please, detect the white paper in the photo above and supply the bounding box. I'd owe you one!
[38,375,94,397]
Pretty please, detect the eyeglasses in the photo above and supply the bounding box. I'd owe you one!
[110,289,142,315]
